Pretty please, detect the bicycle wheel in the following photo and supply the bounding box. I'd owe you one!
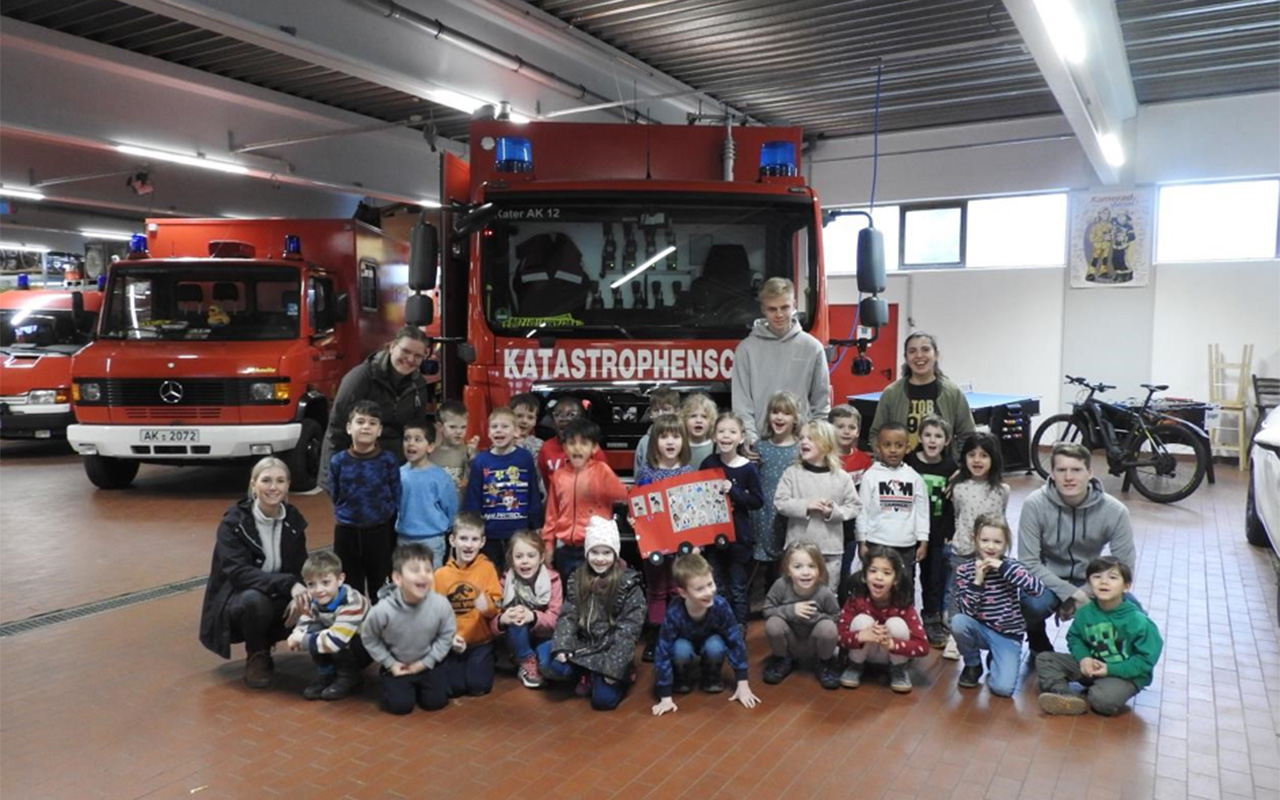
[1127,424,1208,503]
[1030,414,1091,479]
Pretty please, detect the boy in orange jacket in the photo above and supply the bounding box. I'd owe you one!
[434,511,503,697]
[542,418,628,583]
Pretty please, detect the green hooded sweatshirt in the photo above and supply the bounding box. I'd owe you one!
[1066,598,1163,689]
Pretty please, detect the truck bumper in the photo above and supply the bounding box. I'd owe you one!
[66,423,301,459]
[0,403,74,439]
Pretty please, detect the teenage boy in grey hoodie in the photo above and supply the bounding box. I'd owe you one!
[361,543,457,714]
[1018,443,1136,655]
[731,277,831,447]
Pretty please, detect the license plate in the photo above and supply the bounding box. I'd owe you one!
[140,428,200,443]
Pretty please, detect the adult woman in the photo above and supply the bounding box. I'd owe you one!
[199,457,310,688]
[868,332,976,453]
[319,326,432,491]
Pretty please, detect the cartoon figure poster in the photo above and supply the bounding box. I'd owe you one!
[1070,188,1154,288]
[627,468,734,559]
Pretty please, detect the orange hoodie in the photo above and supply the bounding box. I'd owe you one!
[434,554,502,646]
[542,459,628,551]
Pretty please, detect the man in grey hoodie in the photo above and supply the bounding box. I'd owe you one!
[1018,443,1137,655]
[731,277,831,447]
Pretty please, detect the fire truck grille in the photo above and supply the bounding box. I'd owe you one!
[123,407,225,421]
[102,379,247,406]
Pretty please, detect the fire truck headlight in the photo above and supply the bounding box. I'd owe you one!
[249,382,274,401]
[28,390,58,404]
[79,382,102,402]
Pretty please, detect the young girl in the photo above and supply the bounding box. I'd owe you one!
[547,517,645,711]
[943,432,1009,659]
[492,531,563,689]
[950,514,1044,697]
[635,414,694,660]
[906,415,957,648]
[762,541,842,689]
[749,391,802,573]
[775,420,860,592]
[681,392,718,468]
[700,411,764,628]
[837,546,929,693]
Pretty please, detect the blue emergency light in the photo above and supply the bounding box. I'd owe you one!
[128,234,149,257]
[16,274,30,290]
[97,274,107,290]
[495,137,533,173]
[284,234,302,257]
[760,141,797,177]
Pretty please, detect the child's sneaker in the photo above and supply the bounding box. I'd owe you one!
[839,662,863,689]
[673,665,695,695]
[957,663,983,689]
[889,664,913,693]
[518,654,544,688]
[1039,692,1088,715]
[574,673,591,698]
[942,635,960,660]
[701,665,726,694]
[816,658,842,691]
[923,614,947,648]
[761,656,794,685]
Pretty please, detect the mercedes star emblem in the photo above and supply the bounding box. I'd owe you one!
[159,380,184,404]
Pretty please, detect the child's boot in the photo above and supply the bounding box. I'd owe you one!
[321,652,364,701]
[303,668,335,700]
[701,661,726,694]
[762,655,795,685]
[672,664,695,695]
[642,625,658,663]
[816,657,842,691]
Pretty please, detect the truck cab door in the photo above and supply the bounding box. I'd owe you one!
[307,274,344,398]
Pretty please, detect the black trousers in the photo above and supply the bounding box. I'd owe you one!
[334,520,395,599]
[381,666,449,714]
[227,589,291,654]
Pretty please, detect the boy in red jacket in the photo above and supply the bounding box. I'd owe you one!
[542,418,628,583]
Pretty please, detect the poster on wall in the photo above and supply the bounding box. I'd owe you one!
[1069,188,1154,288]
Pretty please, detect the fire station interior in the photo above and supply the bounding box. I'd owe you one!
[2,2,1278,799]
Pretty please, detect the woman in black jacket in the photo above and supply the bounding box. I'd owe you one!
[199,457,310,689]
[318,326,433,492]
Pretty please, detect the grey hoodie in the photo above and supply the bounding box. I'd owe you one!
[1017,478,1136,602]
[731,317,831,444]
[360,584,457,670]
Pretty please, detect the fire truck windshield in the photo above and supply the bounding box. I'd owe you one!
[480,193,818,339]
[99,264,301,341]
[0,308,96,351]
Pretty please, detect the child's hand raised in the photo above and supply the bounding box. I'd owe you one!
[729,681,761,710]
[466,435,480,457]
[652,697,678,717]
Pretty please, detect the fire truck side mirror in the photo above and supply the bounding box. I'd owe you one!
[859,296,888,328]
[856,227,885,294]
[406,293,434,326]
[410,223,439,291]
[452,202,498,236]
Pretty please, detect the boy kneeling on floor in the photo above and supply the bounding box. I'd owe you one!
[1037,556,1163,716]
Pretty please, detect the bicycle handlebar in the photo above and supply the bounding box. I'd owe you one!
[1064,375,1115,393]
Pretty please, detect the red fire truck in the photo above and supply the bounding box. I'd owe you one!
[420,120,830,470]
[67,219,409,490]
[1,288,102,439]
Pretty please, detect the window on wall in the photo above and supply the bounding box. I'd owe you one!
[1156,179,1280,262]
[901,204,965,268]
[968,193,1068,267]
[821,205,900,275]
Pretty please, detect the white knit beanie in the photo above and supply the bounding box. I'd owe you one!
[583,515,621,558]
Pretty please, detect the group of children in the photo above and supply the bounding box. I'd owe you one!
[298,387,1160,717]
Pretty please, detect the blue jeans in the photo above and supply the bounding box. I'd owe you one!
[673,635,727,670]
[543,657,627,711]
[505,623,553,667]
[949,614,1023,697]
[708,541,752,625]
[398,535,448,571]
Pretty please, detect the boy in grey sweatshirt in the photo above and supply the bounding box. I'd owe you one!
[361,543,457,714]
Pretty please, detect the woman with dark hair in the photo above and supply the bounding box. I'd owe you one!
[319,326,433,491]
[199,457,309,689]
[868,332,975,453]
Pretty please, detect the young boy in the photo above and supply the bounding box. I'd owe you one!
[434,512,502,697]
[831,404,873,601]
[543,418,628,581]
[1037,556,1163,716]
[651,554,760,716]
[431,400,478,497]
[682,392,717,467]
[510,392,545,459]
[905,415,957,646]
[856,422,930,592]
[286,551,371,701]
[397,419,459,570]
[360,544,456,715]
[464,407,542,572]
[631,387,682,474]
[537,393,606,486]
[329,400,401,599]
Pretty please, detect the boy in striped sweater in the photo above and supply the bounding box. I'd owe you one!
[949,513,1043,697]
[287,551,371,701]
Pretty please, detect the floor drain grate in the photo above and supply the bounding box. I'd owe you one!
[0,575,208,637]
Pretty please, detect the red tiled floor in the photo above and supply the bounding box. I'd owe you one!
[1,441,1278,799]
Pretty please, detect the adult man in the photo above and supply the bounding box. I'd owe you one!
[1018,442,1137,654]
[730,277,831,446]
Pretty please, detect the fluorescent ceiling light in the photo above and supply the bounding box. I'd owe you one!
[80,229,136,241]
[1099,132,1125,167]
[1034,0,1087,65]
[429,89,483,114]
[116,145,250,175]
[0,186,45,201]
[507,113,531,125]
[418,199,442,209]
[0,241,52,253]
[609,245,676,289]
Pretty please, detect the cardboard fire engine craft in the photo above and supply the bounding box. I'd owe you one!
[627,468,735,565]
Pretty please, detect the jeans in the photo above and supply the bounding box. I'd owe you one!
[505,623,553,667]
[838,538,859,604]
[920,538,949,616]
[543,658,627,711]
[442,641,495,697]
[397,535,449,571]
[554,545,586,588]
[672,635,727,670]
[380,666,449,714]
[708,541,752,626]
[949,614,1023,697]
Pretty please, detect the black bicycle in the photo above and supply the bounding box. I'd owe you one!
[1031,375,1209,504]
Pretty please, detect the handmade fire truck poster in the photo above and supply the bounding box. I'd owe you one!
[1069,188,1154,288]
[628,468,734,564]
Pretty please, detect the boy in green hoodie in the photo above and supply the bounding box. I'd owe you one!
[1036,556,1162,716]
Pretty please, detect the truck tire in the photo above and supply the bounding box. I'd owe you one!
[284,419,323,493]
[84,455,139,490]
[1246,481,1270,548]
